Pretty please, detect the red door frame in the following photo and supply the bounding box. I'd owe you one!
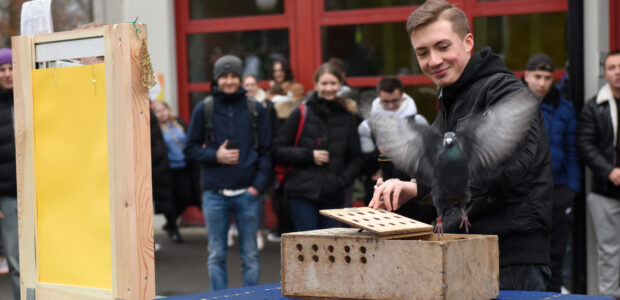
[174,0,568,121]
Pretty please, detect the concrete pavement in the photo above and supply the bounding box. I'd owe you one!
[0,215,283,299]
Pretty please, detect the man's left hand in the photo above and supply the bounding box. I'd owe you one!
[247,186,260,196]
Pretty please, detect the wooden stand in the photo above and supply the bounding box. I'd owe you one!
[281,208,499,300]
[12,24,155,300]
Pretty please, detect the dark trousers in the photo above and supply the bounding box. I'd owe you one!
[547,185,575,292]
[288,197,341,231]
[500,264,551,291]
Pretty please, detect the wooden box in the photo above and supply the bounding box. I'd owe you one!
[281,207,499,300]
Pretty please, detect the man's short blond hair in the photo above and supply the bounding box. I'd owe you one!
[406,0,470,39]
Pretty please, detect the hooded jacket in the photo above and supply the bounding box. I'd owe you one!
[577,83,620,199]
[358,93,428,153]
[184,84,272,192]
[272,92,362,203]
[419,47,553,267]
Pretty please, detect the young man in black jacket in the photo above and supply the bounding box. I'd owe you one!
[577,50,620,298]
[369,0,553,291]
[184,55,272,290]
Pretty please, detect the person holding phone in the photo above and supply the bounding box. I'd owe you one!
[272,63,362,231]
[184,55,271,290]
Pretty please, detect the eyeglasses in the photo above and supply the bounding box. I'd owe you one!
[380,97,402,106]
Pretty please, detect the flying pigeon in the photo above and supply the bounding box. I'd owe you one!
[369,91,537,234]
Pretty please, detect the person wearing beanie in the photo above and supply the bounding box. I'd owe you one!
[523,53,580,293]
[0,48,20,300]
[184,54,271,290]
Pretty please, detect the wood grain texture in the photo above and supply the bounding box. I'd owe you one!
[11,34,38,298]
[319,207,434,236]
[282,230,498,300]
[33,27,104,43]
[104,23,155,300]
[37,283,113,300]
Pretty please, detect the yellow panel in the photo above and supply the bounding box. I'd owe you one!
[33,64,112,289]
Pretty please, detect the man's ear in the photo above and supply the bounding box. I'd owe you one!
[463,33,474,55]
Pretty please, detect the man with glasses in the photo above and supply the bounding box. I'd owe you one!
[358,77,429,218]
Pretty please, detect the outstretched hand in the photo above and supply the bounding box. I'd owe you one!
[368,178,417,211]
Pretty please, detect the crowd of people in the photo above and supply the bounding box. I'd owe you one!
[0,0,619,299]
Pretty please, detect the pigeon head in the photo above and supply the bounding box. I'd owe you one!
[443,132,456,147]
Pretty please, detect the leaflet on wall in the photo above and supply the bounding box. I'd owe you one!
[20,0,54,36]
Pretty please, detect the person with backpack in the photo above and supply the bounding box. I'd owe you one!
[272,63,362,231]
[184,55,272,290]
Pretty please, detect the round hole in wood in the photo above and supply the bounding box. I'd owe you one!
[357,212,365,215]
[400,222,406,225]
[360,246,366,254]
[313,255,319,262]
[368,211,375,214]
[389,223,395,226]
[296,244,303,251]
[328,245,334,253]
[312,244,318,252]
[378,210,386,213]
[363,218,369,221]
[368,224,374,227]
[337,214,344,216]
[361,257,367,264]
[352,219,358,222]
[345,256,351,263]
[329,256,335,263]
[344,245,351,253]
[384,216,390,219]
[394,215,401,218]
[374,217,381,220]
[379,223,385,226]
[298,255,304,262]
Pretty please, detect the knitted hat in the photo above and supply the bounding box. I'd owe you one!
[0,48,12,66]
[526,53,554,72]
[213,55,243,80]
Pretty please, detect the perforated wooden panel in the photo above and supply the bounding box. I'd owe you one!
[320,207,433,236]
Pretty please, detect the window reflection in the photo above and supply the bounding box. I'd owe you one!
[324,0,423,11]
[187,29,289,83]
[189,0,284,19]
[474,12,567,70]
[322,22,422,77]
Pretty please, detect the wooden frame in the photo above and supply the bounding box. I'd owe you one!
[12,24,155,300]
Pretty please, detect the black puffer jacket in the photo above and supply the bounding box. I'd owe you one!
[0,89,15,197]
[418,48,553,267]
[577,83,620,199]
[273,92,362,203]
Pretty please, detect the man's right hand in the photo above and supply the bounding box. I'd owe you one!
[216,139,239,165]
[609,168,620,186]
[313,150,329,166]
[368,178,417,211]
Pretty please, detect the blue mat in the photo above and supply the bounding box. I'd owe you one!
[163,282,614,299]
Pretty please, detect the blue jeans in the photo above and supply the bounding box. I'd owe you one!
[289,197,341,231]
[0,197,20,300]
[202,190,259,290]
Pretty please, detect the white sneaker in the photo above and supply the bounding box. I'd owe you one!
[154,242,161,252]
[560,286,570,294]
[257,231,265,251]
[0,257,8,274]
[267,232,281,243]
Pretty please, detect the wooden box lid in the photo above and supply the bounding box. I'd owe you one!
[319,207,434,238]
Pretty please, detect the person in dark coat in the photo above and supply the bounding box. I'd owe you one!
[523,53,581,292]
[150,105,175,239]
[369,0,553,291]
[0,48,20,300]
[577,50,620,298]
[272,62,363,231]
[152,101,201,243]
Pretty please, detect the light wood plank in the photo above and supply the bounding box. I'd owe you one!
[320,207,434,236]
[34,27,104,44]
[37,282,112,300]
[11,34,39,298]
[104,23,155,300]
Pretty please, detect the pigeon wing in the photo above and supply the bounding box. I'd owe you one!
[458,89,538,181]
[368,114,442,183]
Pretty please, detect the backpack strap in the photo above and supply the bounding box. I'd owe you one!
[203,95,215,144]
[246,96,259,150]
[294,104,307,146]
